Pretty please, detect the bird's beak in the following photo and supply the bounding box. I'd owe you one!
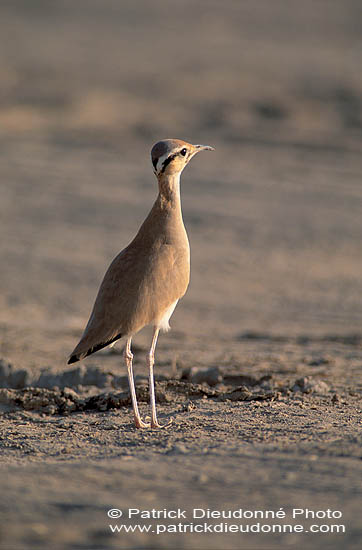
[193,144,215,152]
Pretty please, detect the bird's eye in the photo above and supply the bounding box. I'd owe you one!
[180,148,187,156]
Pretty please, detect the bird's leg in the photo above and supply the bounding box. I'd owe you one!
[148,328,172,429]
[124,337,150,429]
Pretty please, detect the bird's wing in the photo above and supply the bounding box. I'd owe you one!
[68,241,189,363]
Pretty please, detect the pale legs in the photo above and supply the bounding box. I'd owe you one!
[124,332,171,429]
[148,327,172,429]
[124,337,150,429]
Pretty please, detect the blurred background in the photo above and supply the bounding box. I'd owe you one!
[1,0,362,371]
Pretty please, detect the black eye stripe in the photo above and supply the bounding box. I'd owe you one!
[161,153,177,173]
[160,149,188,173]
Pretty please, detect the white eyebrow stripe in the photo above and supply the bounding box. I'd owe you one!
[156,151,170,173]
[155,149,184,173]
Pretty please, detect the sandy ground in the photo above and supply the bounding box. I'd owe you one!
[1,1,362,548]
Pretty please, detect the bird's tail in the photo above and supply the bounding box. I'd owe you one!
[67,332,123,364]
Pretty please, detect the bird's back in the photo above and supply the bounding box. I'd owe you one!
[68,193,189,363]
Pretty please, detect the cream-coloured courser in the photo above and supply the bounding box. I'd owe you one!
[68,139,213,428]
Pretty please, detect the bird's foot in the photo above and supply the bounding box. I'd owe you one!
[133,415,151,429]
[150,417,173,429]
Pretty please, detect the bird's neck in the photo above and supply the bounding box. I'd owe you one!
[135,172,187,246]
[157,173,182,210]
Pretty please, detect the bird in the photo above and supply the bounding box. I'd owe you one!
[68,139,214,428]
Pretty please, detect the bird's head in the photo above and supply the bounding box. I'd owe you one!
[151,139,214,178]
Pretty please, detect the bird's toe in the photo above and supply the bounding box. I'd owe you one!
[150,417,173,429]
